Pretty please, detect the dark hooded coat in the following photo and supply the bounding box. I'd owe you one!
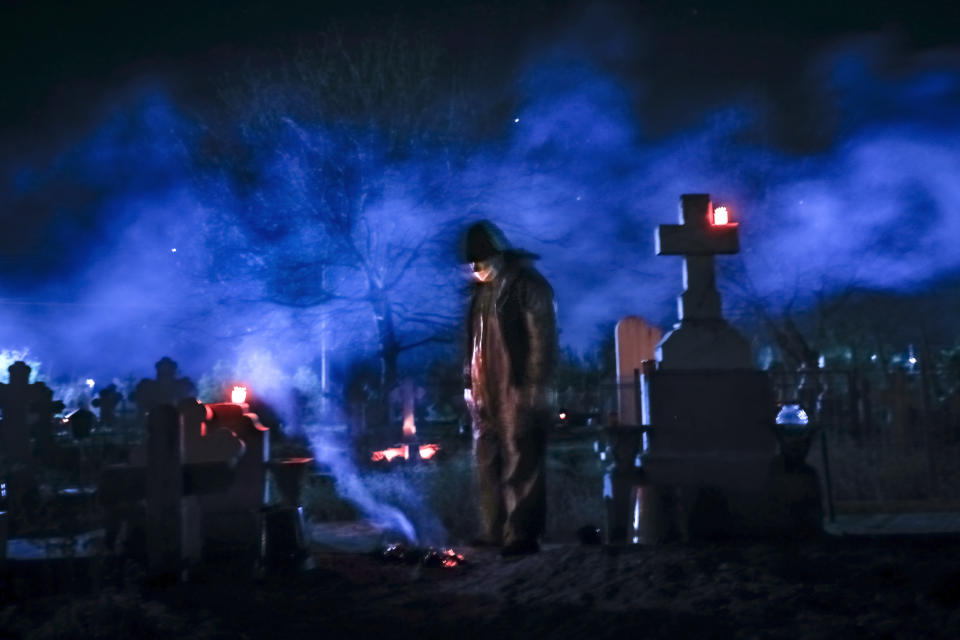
[463,251,557,546]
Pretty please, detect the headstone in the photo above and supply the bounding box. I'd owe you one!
[0,362,63,463]
[0,362,37,461]
[98,400,247,564]
[29,381,63,457]
[603,318,661,543]
[614,316,662,426]
[195,402,269,550]
[141,405,205,578]
[625,194,821,541]
[92,384,122,428]
[67,405,96,440]
[178,398,246,465]
[146,404,184,579]
[132,357,197,429]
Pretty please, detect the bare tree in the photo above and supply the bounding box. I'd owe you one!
[196,24,480,393]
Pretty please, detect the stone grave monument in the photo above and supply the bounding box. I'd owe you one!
[29,380,64,459]
[179,399,269,555]
[614,316,662,427]
[624,194,822,541]
[603,318,661,543]
[99,398,267,578]
[0,361,58,462]
[0,362,63,528]
[132,357,197,430]
[145,404,201,580]
[92,383,122,428]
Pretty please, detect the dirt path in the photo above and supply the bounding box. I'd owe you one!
[4,535,960,639]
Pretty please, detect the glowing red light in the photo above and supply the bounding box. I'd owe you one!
[440,549,465,567]
[419,443,440,460]
[371,442,441,462]
[372,445,409,462]
[712,206,729,226]
[231,386,248,404]
[402,410,416,439]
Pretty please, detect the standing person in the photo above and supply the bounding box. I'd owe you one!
[462,220,557,556]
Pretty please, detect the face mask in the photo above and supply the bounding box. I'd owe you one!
[472,256,501,282]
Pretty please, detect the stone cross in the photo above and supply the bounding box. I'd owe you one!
[0,361,61,462]
[654,194,752,370]
[93,384,123,428]
[656,193,738,322]
[132,357,198,429]
[146,404,186,579]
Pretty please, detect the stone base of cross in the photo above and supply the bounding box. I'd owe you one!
[655,194,752,370]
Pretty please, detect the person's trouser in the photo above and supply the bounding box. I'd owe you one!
[473,407,547,545]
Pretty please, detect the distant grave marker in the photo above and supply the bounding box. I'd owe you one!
[132,357,197,429]
[0,361,60,462]
[146,404,189,578]
[93,383,122,428]
[614,316,662,426]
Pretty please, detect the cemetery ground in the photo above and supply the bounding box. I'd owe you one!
[2,426,960,639]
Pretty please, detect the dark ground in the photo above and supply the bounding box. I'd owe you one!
[3,533,960,639]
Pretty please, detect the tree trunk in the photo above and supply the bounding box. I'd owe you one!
[370,286,399,395]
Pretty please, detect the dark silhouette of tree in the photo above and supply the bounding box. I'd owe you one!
[196,24,481,394]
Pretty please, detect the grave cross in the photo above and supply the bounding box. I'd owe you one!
[0,361,59,461]
[656,194,739,322]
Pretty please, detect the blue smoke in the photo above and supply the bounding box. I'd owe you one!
[1,27,959,388]
[479,34,960,347]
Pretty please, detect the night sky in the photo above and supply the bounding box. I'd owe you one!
[2,0,960,390]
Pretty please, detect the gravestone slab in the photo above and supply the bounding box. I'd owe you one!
[0,362,60,462]
[198,402,269,549]
[145,405,202,579]
[625,193,823,541]
[93,384,122,428]
[614,316,662,426]
[146,405,183,577]
[30,382,63,458]
[641,370,778,491]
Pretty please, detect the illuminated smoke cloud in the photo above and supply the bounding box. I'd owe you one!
[477,34,960,347]
[1,28,959,379]
[304,425,449,546]
[0,18,957,545]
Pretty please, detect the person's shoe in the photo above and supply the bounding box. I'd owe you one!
[500,539,540,556]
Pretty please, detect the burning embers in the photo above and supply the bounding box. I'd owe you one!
[371,442,440,463]
[402,406,416,440]
[371,382,441,464]
[381,542,467,569]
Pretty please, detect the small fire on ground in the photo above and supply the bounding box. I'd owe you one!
[371,443,440,462]
[371,404,440,462]
[381,542,467,568]
[402,408,416,439]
